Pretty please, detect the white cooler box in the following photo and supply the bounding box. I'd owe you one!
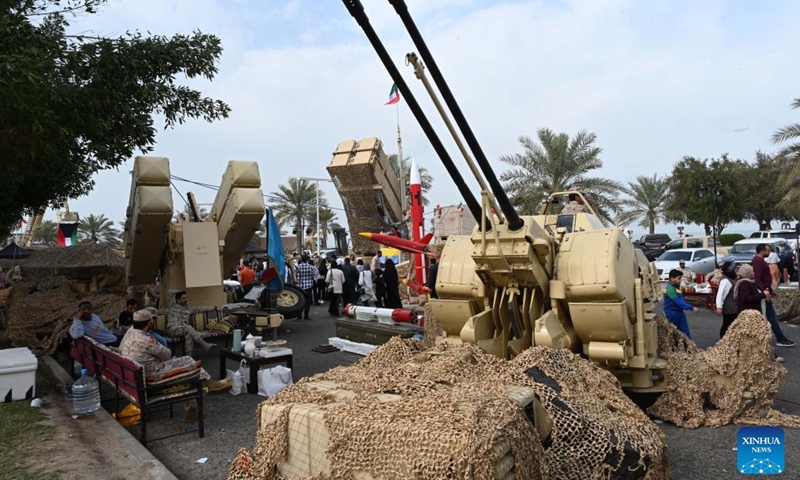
[0,347,38,402]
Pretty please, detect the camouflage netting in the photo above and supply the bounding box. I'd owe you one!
[648,311,800,428]
[21,243,125,278]
[6,275,126,355]
[774,288,800,324]
[229,337,669,480]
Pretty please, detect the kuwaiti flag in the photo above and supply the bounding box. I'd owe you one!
[385,83,400,105]
[57,223,79,247]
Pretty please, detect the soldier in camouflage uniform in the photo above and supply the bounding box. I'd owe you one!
[167,290,214,357]
[120,310,211,381]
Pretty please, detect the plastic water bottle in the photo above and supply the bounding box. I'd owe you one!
[72,369,101,415]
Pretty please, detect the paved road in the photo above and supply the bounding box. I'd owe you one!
[109,302,800,479]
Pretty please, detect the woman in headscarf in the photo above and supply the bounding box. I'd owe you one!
[715,261,738,338]
[383,259,402,309]
[734,264,766,314]
[316,258,328,305]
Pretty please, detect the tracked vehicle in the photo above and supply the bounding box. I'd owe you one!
[343,0,666,393]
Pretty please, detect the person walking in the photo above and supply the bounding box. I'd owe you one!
[383,259,402,309]
[374,268,386,308]
[316,258,329,305]
[326,263,345,317]
[357,260,376,306]
[341,257,359,308]
[663,269,699,338]
[714,262,738,338]
[294,254,316,321]
[752,244,795,347]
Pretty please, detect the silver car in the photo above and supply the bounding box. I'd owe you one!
[654,248,722,281]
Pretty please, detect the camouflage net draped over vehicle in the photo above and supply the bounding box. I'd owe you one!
[228,338,669,480]
[648,310,800,428]
[5,276,125,355]
[774,288,800,324]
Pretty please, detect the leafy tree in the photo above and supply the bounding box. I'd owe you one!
[738,152,794,229]
[499,128,622,222]
[269,177,327,252]
[388,154,434,207]
[773,98,800,216]
[78,213,119,244]
[616,174,670,234]
[665,155,746,235]
[0,0,230,237]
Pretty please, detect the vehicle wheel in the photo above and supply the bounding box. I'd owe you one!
[277,284,305,318]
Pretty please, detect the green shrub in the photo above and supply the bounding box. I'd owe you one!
[719,233,745,246]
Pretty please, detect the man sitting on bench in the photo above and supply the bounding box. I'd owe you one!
[69,301,118,346]
[121,309,229,421]
[167,291,215,356]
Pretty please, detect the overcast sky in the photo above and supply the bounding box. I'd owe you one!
[36,0,800,237]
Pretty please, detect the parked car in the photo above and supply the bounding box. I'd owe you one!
[632,233,672,261]
[664,235,729,257]
[654,248,722,281]
[749,230,799,249]
[725,238,793,267]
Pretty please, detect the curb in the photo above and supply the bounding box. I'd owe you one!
[41,355,180,480]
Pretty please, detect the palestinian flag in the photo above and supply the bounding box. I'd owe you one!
[385,83,400,105]
[57,223,79,247]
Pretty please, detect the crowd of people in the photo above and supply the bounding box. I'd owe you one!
[663,242,795,362]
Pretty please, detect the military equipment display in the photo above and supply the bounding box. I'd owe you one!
[327,138,405,253]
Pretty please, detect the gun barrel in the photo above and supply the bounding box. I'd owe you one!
[388,0,523,231]
[342,0,489,230]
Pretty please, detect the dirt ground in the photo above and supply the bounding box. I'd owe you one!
[20,372,169,480]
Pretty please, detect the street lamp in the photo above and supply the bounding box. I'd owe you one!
[298,176,334,256]
[697,181,725,260]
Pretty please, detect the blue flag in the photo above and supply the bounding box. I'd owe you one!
[266,207,285,291]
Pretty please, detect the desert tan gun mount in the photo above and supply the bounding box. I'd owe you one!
[123,156,266,307]
[343,0,667,393]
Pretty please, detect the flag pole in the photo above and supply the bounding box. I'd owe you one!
[396,102,406,216]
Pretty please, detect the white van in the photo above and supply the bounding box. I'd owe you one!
[749,230,799,249]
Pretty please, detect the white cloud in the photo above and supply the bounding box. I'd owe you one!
[46,0,800,238]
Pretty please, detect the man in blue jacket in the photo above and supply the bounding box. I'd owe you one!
[664,269,699,338]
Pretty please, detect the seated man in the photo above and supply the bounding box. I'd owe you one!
[167,291,214,356]
[121,310,228,421]
[677,260,696,288]
[115,300,168,348]
[69,301,118,346]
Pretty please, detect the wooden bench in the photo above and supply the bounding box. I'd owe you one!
[70,336,204,446]
[152,307,235,356]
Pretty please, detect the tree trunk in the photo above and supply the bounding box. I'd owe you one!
[294,219,302,255]
[703,224,711,236]
[648,220,655,235]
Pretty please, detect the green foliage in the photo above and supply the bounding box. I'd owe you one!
[387,154,434,207]
[773,98,800,216]
[0,0,230,237]
[78,213,119,244]
[738,152,795,228]
[718,233,745,246]
[37,220,58,246]
[269,177,330,252]
[665,155,746,235]
[499,128,622,223]
[616,174,670,234]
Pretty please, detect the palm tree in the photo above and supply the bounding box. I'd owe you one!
[314,207,339,249]
[37,220,58,246]
[173,204,209,223]
[388,154,434,207]
[269,177,318,251]
[250,222,266,247]
[499,128,622,222]
[615,174,670,234]
[773,97,800,215]
[78,214,120,244]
